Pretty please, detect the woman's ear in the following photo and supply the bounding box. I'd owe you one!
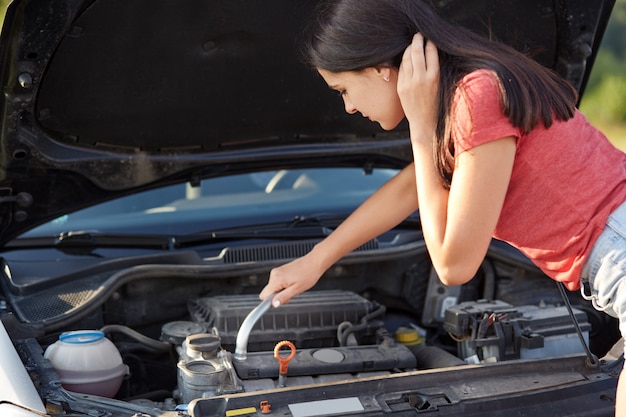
[377,67,391,82]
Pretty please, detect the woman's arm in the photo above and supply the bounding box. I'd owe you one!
[399,34,516,286]
[413,136,516,285]
[259,162,418,305]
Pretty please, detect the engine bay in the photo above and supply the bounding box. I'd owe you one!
[1,241,620,415]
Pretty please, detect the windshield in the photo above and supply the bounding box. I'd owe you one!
[22,167,399,238]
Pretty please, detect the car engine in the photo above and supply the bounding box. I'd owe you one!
[173,291,420,403]
[28,286,597,412]
[2,238,616,414]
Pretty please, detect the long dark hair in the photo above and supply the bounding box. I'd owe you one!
[303,0,578,187]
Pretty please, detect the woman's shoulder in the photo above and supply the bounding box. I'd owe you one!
[454,69,504,110]
[457,69,501,93]
[451,68,518,150]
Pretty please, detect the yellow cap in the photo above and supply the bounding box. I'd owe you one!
[395,327,424,345]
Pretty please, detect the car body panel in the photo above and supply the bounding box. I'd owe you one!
[0,321,46,416]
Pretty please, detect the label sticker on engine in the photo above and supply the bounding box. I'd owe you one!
[288,397,364,417]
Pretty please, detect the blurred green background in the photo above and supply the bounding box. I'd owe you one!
[578,0,626,150]
[0,0,624,148]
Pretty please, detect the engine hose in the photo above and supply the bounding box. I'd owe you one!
[338,304,386,346]
[336,322,358,346]
[406,343,465,369]
[100,324,172,352]
[480,260,496,300]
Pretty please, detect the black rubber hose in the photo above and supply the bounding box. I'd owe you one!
[406,343,465,369]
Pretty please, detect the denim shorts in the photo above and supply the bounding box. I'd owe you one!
[580,201,626,341]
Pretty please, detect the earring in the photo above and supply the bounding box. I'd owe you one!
[383,76,389,82]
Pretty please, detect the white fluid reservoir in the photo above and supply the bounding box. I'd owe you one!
[44,330,128,398]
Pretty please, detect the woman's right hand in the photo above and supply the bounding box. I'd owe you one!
[259,164,420,307]
[259,251,326,307]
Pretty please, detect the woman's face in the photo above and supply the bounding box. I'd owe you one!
[318,67,405,130]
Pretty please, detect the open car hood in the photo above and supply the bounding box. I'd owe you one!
[0,0,615,243]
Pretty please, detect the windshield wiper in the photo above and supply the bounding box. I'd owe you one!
[174,212,422,248]
[173,223,333,248]
[55,231,172,249]
[6,231,172,254]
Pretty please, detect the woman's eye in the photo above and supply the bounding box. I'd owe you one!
[337,90,347,97]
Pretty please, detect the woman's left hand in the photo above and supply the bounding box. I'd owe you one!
[397,33,440,143]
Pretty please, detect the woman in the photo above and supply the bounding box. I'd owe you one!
[259,0,626,413]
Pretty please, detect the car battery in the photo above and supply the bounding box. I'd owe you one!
[443,299,590,362]
[189,290,385,352]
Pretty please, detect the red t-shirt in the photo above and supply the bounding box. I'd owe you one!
[452,70,626,290]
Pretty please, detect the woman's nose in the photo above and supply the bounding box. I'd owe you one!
[343,97,357,115]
